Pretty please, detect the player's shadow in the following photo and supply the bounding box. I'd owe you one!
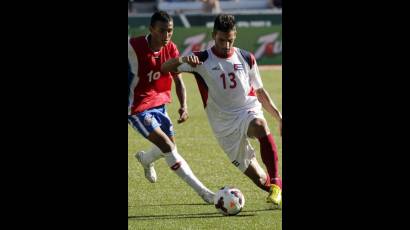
[139,203,211,207]
[128,208,276,221]
[241,208,281,213]
[128,212,255,221]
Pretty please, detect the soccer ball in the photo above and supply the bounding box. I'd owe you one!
[214,186,245,216]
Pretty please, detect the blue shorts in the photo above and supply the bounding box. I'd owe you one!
[128,105,174,138]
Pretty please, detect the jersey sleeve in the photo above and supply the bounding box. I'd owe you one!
[249,53,263,89]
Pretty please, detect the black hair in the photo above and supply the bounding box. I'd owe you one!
[150,11,173,27]
[213,14,236,33]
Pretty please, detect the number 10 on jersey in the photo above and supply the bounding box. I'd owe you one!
[148,70,161,82]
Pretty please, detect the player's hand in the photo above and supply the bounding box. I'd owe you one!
[183,55,203,67]
[177,107,189,124]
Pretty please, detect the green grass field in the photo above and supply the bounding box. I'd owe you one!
[128,69,282,229]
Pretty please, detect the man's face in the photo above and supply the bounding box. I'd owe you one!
[212,30,236,57]
[149,20,174,46]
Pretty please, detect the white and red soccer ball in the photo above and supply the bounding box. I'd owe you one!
[214,186,245,216]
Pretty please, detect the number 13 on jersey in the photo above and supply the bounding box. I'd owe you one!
[220,72,237,89]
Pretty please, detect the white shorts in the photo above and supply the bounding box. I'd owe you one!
[215,108,266,172]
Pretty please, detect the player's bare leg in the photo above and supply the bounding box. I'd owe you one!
[247,118,282,205]
[135,127,174,184]
[244,159,271,192]
[247,118,282,188]
[143,127,214,204]
[135,128,173,183]
[243,159,281,206]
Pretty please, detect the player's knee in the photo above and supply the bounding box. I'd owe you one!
[250,118,269,137]
[254,118,267,129]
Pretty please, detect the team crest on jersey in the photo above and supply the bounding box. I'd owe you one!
[143,114,153,126]
[234,64,244,70]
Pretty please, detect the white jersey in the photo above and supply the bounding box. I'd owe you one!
[177,47,264,137]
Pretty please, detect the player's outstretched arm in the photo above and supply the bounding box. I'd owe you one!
[161,55,203,73]
[173,74,189,124]
[161,57,182,73]
[256,88,282,136]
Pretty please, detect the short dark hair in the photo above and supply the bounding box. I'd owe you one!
[150,11,173,27]
[213,14,236,33]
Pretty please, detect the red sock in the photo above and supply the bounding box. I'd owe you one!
[258,134,282,189]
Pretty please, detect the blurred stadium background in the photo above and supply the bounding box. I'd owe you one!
[128,0,282,65]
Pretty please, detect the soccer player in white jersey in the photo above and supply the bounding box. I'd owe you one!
[161,14,283,206]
